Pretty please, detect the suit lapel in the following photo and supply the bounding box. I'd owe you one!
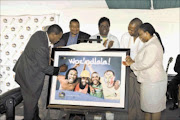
[77,31,81,44]
[65,32,70,45]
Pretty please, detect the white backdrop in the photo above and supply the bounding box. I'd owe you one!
[1,1,180,95]
[0,14,59,94]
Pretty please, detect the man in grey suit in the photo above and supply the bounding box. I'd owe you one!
[13,24,67,120]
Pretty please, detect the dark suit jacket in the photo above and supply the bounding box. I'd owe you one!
[174,54,180,77]
[13,31,57,97]
[54,31,90,47]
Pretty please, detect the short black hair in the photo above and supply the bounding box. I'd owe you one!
[130,18,143,28]
[98,17,110,27]
[70,19,79,25]
[47,24,63,35]
[65,68,78,79]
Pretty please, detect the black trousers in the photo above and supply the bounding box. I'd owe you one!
[168,75,180,104]
[21,87,41,120]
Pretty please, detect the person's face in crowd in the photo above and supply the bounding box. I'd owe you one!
[104,71,115,88]
[99,21,110,37]
[69,21,80,36]
[91,73,100,85]
[49,32,63,44]
[67,70,77,84]
[114,80,120,90]
[138,29,149,43]
[128,23,138,37]
[81,77,89,86]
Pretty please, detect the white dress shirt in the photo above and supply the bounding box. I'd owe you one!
[46,32,54,48]
[130,35,167,83]
[90,33,120,48]
[120,32,144,60]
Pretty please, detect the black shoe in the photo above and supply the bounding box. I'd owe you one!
[169,104,178,110]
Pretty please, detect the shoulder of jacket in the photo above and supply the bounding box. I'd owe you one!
[32,31,45,38]
[122,32,130,37]
[145,42,158,51]
[109,33,118,40]
[176,54,180,60]
[35,31,45,34]
[63,32,70,36]
[79,31,90,36]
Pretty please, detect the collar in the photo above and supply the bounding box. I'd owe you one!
[70,32,79,38]
[99,33,110,39]
[46,32,53,47]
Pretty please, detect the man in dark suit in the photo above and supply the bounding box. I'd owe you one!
[13,24,67,120]
[54,19,90,47]
[169,54,180,110]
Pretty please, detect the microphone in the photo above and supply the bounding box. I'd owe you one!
[166,57,173,73]
[97,36,100,43]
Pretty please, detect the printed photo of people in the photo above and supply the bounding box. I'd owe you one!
[55,55,122,103]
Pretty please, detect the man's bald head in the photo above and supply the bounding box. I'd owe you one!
[128,18,143,37]
[130,18,143,28]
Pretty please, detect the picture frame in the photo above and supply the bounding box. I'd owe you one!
[47,47,130,112]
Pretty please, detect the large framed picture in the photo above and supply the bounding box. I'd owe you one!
[47,47,130,111]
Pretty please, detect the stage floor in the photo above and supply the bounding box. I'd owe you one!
[0,99,180,120]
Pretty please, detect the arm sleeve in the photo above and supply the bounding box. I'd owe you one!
[120,34,127,48]
[84,33,90,39]
[35,47,54,75]
[174,54,180,73]
[53,67,60,75]
[54,38,66,48]
[112,36,120,48]
[120,33,131,48]
[130,45,158,71]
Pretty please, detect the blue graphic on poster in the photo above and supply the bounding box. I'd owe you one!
[55,55,122,103]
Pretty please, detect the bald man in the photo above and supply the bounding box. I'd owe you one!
[120,18,144,60]
[120,18,144,120]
